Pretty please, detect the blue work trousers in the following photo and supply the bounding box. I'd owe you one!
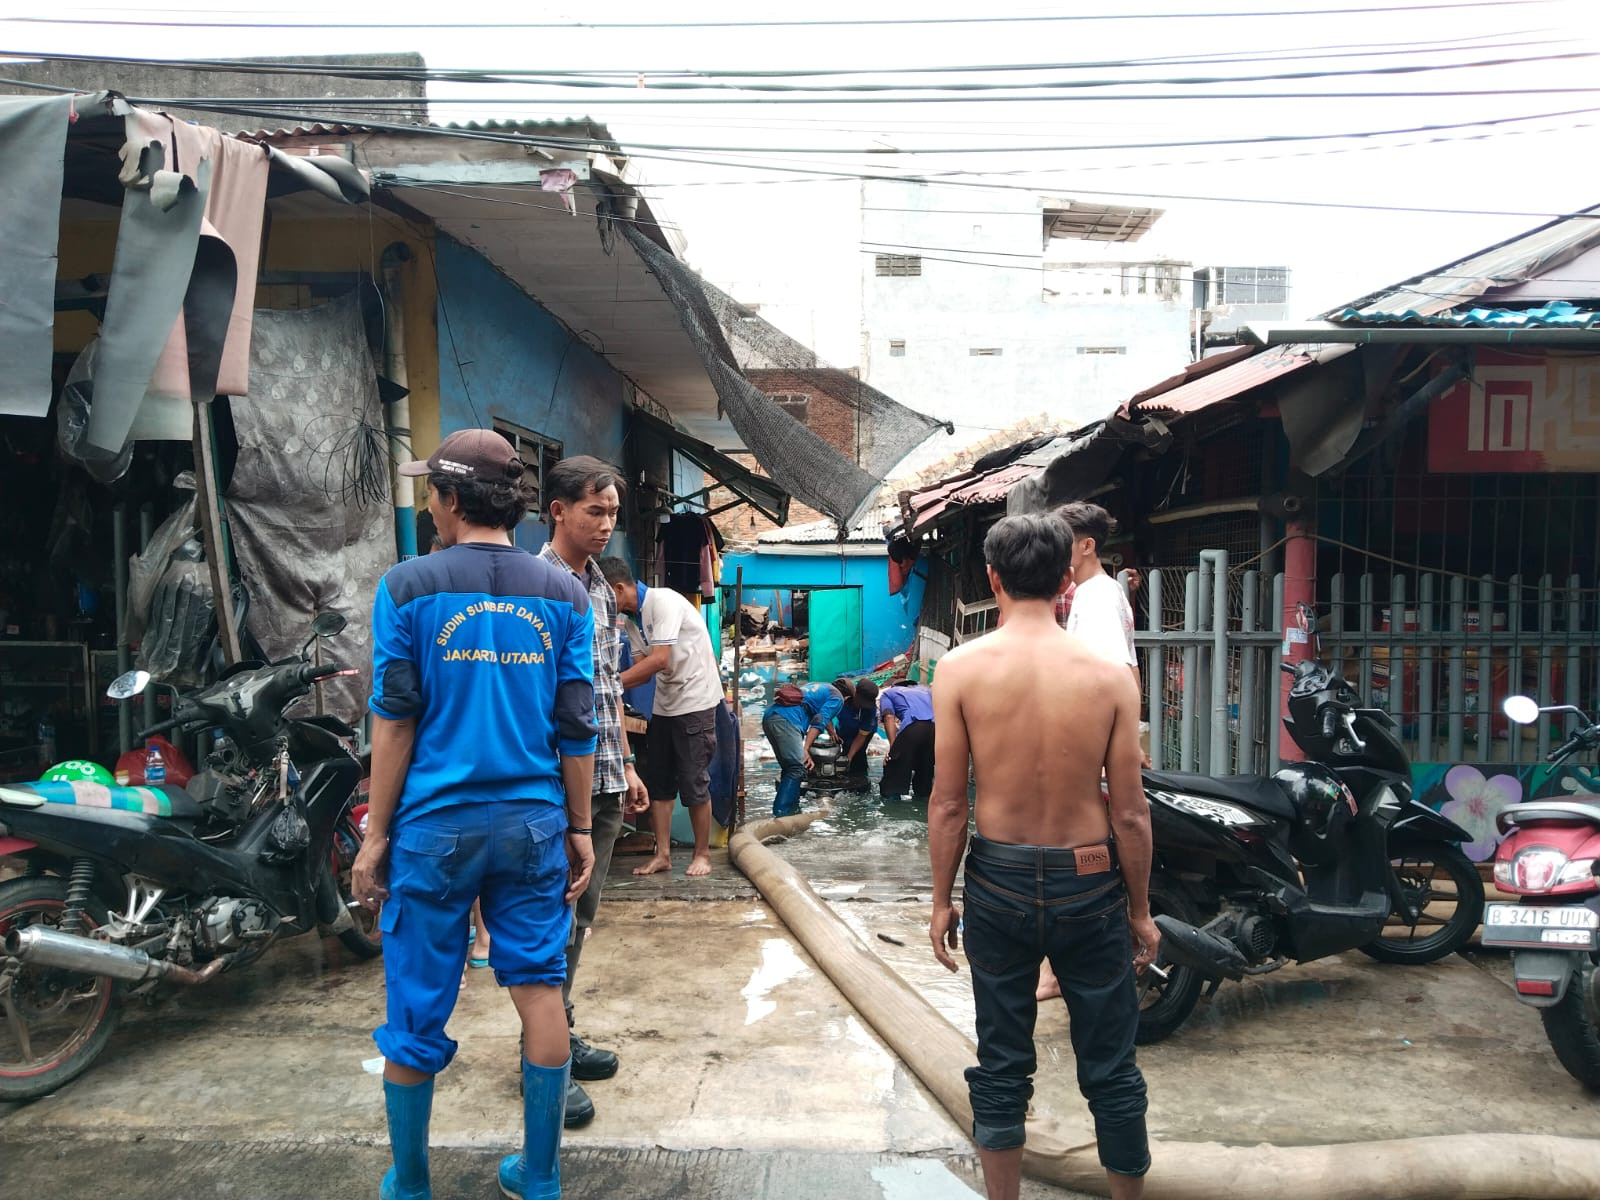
[374,800,571,1075]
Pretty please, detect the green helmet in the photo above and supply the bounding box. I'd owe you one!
[40,759,115,786]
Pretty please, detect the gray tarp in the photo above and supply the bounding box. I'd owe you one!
[0,93,79,418]
[618,222,948,528]
[225,293,395,725]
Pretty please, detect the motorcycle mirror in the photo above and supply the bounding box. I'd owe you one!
[1502,695,1540,726]
[106,670,151,701]
[312,611,347,638]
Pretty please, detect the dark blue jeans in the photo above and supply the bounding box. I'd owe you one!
[961,835,1150,1177]
[762,710,808,784]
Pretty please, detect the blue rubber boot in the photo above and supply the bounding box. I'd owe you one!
[498,1057,570,1200]
[380,1077,434,1200]
[772,776,802,818]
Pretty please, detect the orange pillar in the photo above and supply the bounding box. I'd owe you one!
[1279,518,1316,762]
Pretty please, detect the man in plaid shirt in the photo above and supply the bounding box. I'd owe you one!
[537,455,647,1128]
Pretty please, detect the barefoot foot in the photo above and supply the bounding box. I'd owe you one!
[632,855,672,876]
[686,853,712,877]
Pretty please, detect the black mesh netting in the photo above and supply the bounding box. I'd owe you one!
[619,223,950,528]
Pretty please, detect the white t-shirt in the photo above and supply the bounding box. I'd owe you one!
[640,585,725,716]
[1065,573,1137,668]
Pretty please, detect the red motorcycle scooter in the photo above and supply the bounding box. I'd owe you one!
[1487,694,1600,1089]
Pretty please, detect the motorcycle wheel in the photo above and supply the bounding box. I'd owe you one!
[0,875,122,1102]
[332,814,383,960]
[1134,873,1204,1045]
[1360,842,1484,964]
[1541,955,1600,1091]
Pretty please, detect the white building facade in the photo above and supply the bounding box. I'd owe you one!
[858,179,1198,473]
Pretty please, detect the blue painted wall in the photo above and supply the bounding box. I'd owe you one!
[720,552,925,671]
[434,235,629,556]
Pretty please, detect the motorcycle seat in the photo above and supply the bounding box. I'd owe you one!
[26,780,203,821]
[1142,770,1295,821]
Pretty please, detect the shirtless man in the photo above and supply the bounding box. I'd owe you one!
[928,512,1159,1200]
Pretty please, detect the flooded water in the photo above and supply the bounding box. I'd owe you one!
[733,656,945,903]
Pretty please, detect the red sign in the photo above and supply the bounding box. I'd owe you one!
[1428,350,1600,472]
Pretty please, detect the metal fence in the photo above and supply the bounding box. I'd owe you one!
[1320,570,1600,767]
[1138,553,1600,776]
[1139,553,1284,776]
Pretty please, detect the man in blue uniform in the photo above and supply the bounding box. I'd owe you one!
[879,681,936,801]
[352,428,598,1200]
[832,677,880,788]
[762,680,842,816]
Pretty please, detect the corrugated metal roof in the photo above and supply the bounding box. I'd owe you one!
[235,116,622,153]
[757,506,894,545]
[1324,203,1600,321]
[1325,299,1600,329]
[1124,345,1351,417]
[230,121,369,140]
[900,435,1079,530]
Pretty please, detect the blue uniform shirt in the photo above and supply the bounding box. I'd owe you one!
[369,542,598,828]
[880,684,935,729]
[764,681,843,733]
[836,700,879,744]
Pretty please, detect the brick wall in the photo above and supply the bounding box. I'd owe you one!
[709,371,862,545]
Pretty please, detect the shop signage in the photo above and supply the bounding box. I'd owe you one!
[1428,350,1600,472]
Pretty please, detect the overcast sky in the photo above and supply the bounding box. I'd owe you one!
[6,0,1599,364]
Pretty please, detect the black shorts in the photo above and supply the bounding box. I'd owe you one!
[642,705,718,807]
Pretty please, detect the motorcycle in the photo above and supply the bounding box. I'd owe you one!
[0,612,378,1101]
[1488,694,1600,1090]
[1135,659,1484,1043]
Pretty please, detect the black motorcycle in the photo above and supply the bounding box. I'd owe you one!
[0,612,378,1100]
[1135,659,1485,1043]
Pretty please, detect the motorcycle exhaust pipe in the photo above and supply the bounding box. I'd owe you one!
[5,925,226,987]
[1153,914,1249,982]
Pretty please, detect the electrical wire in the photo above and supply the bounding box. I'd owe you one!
[306,410,390,509]
[18,51,1596,96]
[4,34,1572,81]
[0,1,1559,29]
[101,96,1600,162]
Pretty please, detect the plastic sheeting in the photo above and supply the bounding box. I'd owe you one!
[0,93,79,419]
[225,293,395,725]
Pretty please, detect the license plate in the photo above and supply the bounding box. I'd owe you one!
[1482,902,1599,949]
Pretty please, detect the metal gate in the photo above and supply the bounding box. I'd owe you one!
[1139,551,1600,776]
[1139,551,1284,776]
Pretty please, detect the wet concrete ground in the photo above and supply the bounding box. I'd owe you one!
[3,771,1596,1197]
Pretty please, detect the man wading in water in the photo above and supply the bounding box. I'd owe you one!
[927,512,1159,1200]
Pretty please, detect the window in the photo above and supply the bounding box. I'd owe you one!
[969,347,1003,357]
[766,393,810,425]
[492,420,563,519]
[1077,346,1126,356]
[874,254,922,277]
[888,339,906,357]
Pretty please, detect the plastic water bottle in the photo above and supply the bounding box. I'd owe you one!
[144,740,166,786]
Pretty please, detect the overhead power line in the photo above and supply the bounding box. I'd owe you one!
[136,99,1600,159]
[21,52,1596,97]
[4,44,1586,91]
[1,34,1570,81]
[0,1,1555,29]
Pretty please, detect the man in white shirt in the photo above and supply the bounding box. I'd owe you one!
[1057,502,1138,679]
[1039,502,1148,1004]
[600,558,725,878]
